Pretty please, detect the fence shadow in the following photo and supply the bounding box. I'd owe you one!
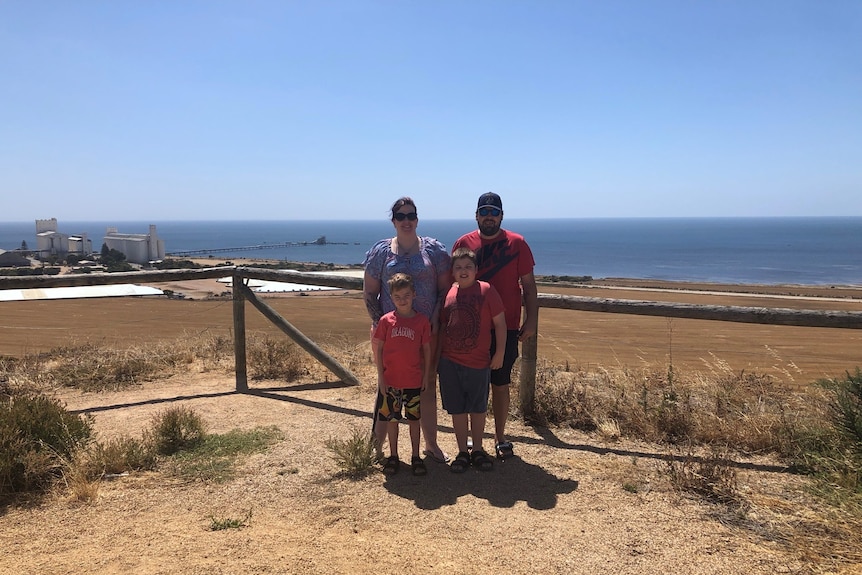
[527,424,790,474]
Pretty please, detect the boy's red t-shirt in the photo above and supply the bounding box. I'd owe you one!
[440,280,505,369]
[372,311,431,389]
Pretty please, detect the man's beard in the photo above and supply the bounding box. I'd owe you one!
[479,219,501,237]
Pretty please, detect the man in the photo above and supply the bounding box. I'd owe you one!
[452,192,538,460]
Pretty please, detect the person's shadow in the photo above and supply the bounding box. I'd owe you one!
[382,454,578,510]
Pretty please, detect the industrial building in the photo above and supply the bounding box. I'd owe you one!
[33,219,165,265]
[104,224,166,265]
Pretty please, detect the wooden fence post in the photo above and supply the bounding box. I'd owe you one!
[232,271,248,392]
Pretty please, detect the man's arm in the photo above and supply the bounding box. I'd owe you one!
[519,271,538,341]
[490,311,507,370]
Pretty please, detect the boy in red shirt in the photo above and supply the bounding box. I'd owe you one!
[438,248,507,473]
[373,273,432,476]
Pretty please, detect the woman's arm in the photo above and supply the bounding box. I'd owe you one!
[363,270,383,324]
[430,265,451,333]
[374,337,386,393]
[420,341,432,391]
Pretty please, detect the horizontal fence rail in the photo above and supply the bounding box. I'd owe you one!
[2,267,861,416]
[3,268,859,329]
[0,267,236,289]
[537,293,862,329]
[0,266,366,292]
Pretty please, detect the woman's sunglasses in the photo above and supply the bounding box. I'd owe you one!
[393,212,418,221]
[478,207,502,217]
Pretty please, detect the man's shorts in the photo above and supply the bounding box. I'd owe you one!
[375,386,421,422]
[437,356,490,415]
[489,329,520,386]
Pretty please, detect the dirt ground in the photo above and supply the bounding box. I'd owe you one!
[2,276,862,574]
[0,370,826,575]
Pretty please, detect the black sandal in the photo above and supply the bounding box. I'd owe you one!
[450,451,471,474]
[471,449,494,471]
[382,455,400,475]
[411,456,427,476]
[495,441,514,460]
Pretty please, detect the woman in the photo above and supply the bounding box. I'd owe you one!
[364,197,452,463]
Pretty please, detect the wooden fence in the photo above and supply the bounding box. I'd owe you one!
[3,266,862,417]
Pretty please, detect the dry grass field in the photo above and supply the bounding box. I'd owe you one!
[2,275,862,575]
[2,276,860,382]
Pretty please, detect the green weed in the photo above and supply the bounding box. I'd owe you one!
[165,426,282,483]
[325,427,377,478]
[209,509,253,531]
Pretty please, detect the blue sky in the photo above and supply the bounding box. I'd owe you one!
[1,1,860,221]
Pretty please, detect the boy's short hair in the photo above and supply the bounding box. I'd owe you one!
[387,272,415,293]
[451,247,477,266]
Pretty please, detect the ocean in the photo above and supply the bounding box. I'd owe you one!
[1,217,860,286]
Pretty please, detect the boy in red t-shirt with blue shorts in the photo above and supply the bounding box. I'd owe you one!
[437,248,507,473]
[373,273,432,476]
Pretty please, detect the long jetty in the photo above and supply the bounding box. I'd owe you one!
[167,236,347,257]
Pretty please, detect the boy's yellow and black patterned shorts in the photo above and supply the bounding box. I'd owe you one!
[375,387,421,421]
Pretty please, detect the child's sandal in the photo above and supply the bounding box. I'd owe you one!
[471,449,494,471]
[411,456,427,476]
[495,441,514,460]
[382,455,400,475]
[450,451,471,474]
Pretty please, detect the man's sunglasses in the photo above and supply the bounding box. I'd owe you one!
[478,207,502,217]
[393,212,418,221]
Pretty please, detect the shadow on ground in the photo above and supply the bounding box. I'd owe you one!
[382,455,579,511]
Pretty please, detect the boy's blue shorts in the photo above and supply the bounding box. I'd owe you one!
[438,356,490,415]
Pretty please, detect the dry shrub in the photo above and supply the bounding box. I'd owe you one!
[781,508,862,569]
[595,417,621,441]
[530,358,810,453]
[149,406,207,456]
[63,463,101,503]
[787,370,862,500]
[194,333,235,372]
[320,332,373,374]
[7,340,197,392]
[828,368,862,448]
[531,360,607,428]
[246,334,305,380]
[311,332,376,392]
[78,435,158,478]
[0,387,93,496]
[666,448,743,506]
